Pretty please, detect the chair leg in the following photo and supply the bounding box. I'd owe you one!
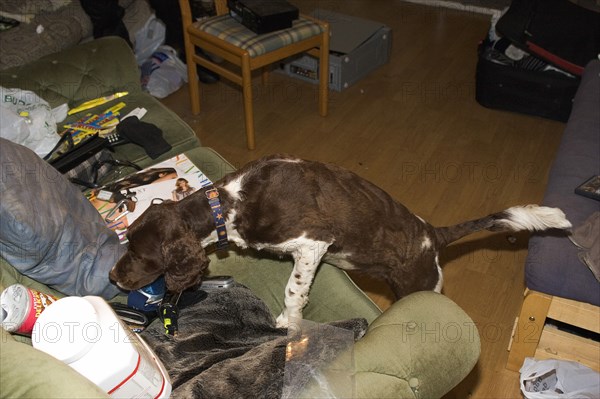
[183,39,201,115]
[241,55,256,150]
[506,289,552,371]
[318,24,330,117]
[261,67,269,85]
[188,68,201,115]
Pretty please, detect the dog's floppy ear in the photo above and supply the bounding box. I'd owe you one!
[162,231,210,293]
[110,204,169,290]
[111,250,164,290]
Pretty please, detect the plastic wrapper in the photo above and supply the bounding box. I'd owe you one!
[134,14,166,65]
[140,46,188,99]
[282,319,356,398]
[0,86,67,156]
[520,357,600,399]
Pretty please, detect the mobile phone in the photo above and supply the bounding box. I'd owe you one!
[200,276,235,291]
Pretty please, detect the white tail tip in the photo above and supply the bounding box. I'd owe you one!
[500,205,572,231]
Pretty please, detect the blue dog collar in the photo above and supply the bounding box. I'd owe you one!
[205,187,229,250]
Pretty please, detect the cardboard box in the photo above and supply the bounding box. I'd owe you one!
[279,9,392,91]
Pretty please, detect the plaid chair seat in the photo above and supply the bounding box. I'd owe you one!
[194,15,325,58]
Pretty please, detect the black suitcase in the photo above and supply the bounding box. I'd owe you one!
[495,0,600,76]
[475,37,580,122]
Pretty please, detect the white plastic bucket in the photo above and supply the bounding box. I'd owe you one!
[32,296,171,399]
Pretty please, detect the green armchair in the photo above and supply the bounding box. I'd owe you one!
[0,37,479,398]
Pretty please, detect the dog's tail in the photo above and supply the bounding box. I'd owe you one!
[434,205,571,246]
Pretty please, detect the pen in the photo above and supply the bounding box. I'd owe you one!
[68,92,128,115]
[63,102,126,131]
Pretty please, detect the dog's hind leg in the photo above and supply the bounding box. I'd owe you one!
[386,250,442,300]
[275,237,330,328]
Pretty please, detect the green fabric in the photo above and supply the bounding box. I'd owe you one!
[195,15,324,58]
[1,254,105,397]
[0,37,140,108]
[0,37,200,169]
[353,291,481,398]
[92,90,199,169]
[183,146,238,184]
[0,329,109,399]
[206,249,382,324]
[0,258,66,346]
[300,291,481,399]
[0,257,65,301]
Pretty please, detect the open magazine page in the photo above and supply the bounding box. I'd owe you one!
[86,154,212,244]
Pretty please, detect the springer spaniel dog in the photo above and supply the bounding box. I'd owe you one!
[110,155,571,327]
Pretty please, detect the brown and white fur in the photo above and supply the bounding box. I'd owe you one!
[109,155,571,327]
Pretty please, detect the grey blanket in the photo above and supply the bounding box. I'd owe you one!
[141,285,367,399]
[0,138,123,299]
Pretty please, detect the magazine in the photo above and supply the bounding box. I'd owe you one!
[575,175,600,201]
[87,154,212,243]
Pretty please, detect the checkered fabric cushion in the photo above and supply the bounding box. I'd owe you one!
[194,15,324,58]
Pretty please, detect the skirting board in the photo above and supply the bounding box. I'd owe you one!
[399,0,509,16]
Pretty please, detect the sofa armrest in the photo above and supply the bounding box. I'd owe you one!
[0,328,109,398]
[0,2,92,71]
[525,59,600,306]
[352,291,480,398]
[298,291,480,399]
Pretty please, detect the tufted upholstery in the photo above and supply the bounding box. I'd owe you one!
[291,291,481,398]
[0,37,200,169]
[0,0,152,70]
[0,2,90,71]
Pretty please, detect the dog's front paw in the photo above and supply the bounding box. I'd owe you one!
[275,312,290,328]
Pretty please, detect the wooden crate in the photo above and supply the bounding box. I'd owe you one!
[507,289,600,372]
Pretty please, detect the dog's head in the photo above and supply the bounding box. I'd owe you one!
[109,202,209,293]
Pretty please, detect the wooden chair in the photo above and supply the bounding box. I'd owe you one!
[178,0,329,150]
[507,288,600,372]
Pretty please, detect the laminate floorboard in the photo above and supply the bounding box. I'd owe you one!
[161,2,566,396]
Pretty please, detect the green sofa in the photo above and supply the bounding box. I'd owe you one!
[0,37,480,398]
[0,37,199,171]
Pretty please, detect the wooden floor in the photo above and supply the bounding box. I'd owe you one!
[161,1,566,397]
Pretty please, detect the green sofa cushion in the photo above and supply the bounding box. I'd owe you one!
[207,249,383,324]
[0,37,200,168]
[0,329,109,398]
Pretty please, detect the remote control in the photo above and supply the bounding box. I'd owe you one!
[105,132,130,147]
